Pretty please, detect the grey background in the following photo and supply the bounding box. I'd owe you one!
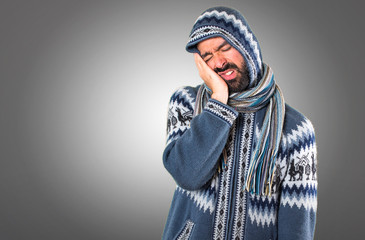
[1,0,364,239]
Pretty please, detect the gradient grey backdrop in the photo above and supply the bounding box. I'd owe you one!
[1,0,364,239]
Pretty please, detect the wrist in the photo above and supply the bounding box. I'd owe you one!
[211,92,228,105]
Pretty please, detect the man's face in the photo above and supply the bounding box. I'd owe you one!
[197,37,249,93]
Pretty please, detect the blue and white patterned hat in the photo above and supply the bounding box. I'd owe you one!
[186,6,263,87]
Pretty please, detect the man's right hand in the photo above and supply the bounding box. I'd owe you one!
[194,53,229,104]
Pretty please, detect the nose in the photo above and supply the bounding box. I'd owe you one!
[210,54,226,70]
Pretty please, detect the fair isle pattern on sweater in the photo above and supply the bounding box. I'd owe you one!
[176,220,195,240]
[281,118,317,212]
[212,122,238,239]
[205,101,237,125]
[166,88,195,146]
[245,119,317,228]
[247,194,278,227]
[232,113,254,239]
[176,175,219,214]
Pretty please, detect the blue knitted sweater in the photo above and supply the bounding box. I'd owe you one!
[162,85,317,240]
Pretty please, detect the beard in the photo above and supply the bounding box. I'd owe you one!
[215,62,250,93]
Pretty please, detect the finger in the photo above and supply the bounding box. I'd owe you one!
[194,53,202,62]
[194,53,203,69]
[195,53,214,75]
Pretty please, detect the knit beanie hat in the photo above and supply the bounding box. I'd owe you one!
[186,6,263,87]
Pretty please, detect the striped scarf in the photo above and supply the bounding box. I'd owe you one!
[194,63,285,196]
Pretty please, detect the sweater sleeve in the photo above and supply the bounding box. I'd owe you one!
[277,117,317,239]
[163,87,238,190]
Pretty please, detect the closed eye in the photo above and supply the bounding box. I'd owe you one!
[203,55,212,62]
[221,45,231,52]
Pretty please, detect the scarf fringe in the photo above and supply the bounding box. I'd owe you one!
[244,85,285,196]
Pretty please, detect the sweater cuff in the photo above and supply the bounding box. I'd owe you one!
[204,99,238,126]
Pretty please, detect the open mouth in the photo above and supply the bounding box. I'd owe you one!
[219,69,236,80]
[224,70,234,76]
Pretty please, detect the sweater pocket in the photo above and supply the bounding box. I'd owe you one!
[175,219,195,240]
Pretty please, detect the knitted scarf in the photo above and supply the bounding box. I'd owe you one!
[194,63,285,196]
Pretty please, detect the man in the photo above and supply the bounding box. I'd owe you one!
[162,6,317,240]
